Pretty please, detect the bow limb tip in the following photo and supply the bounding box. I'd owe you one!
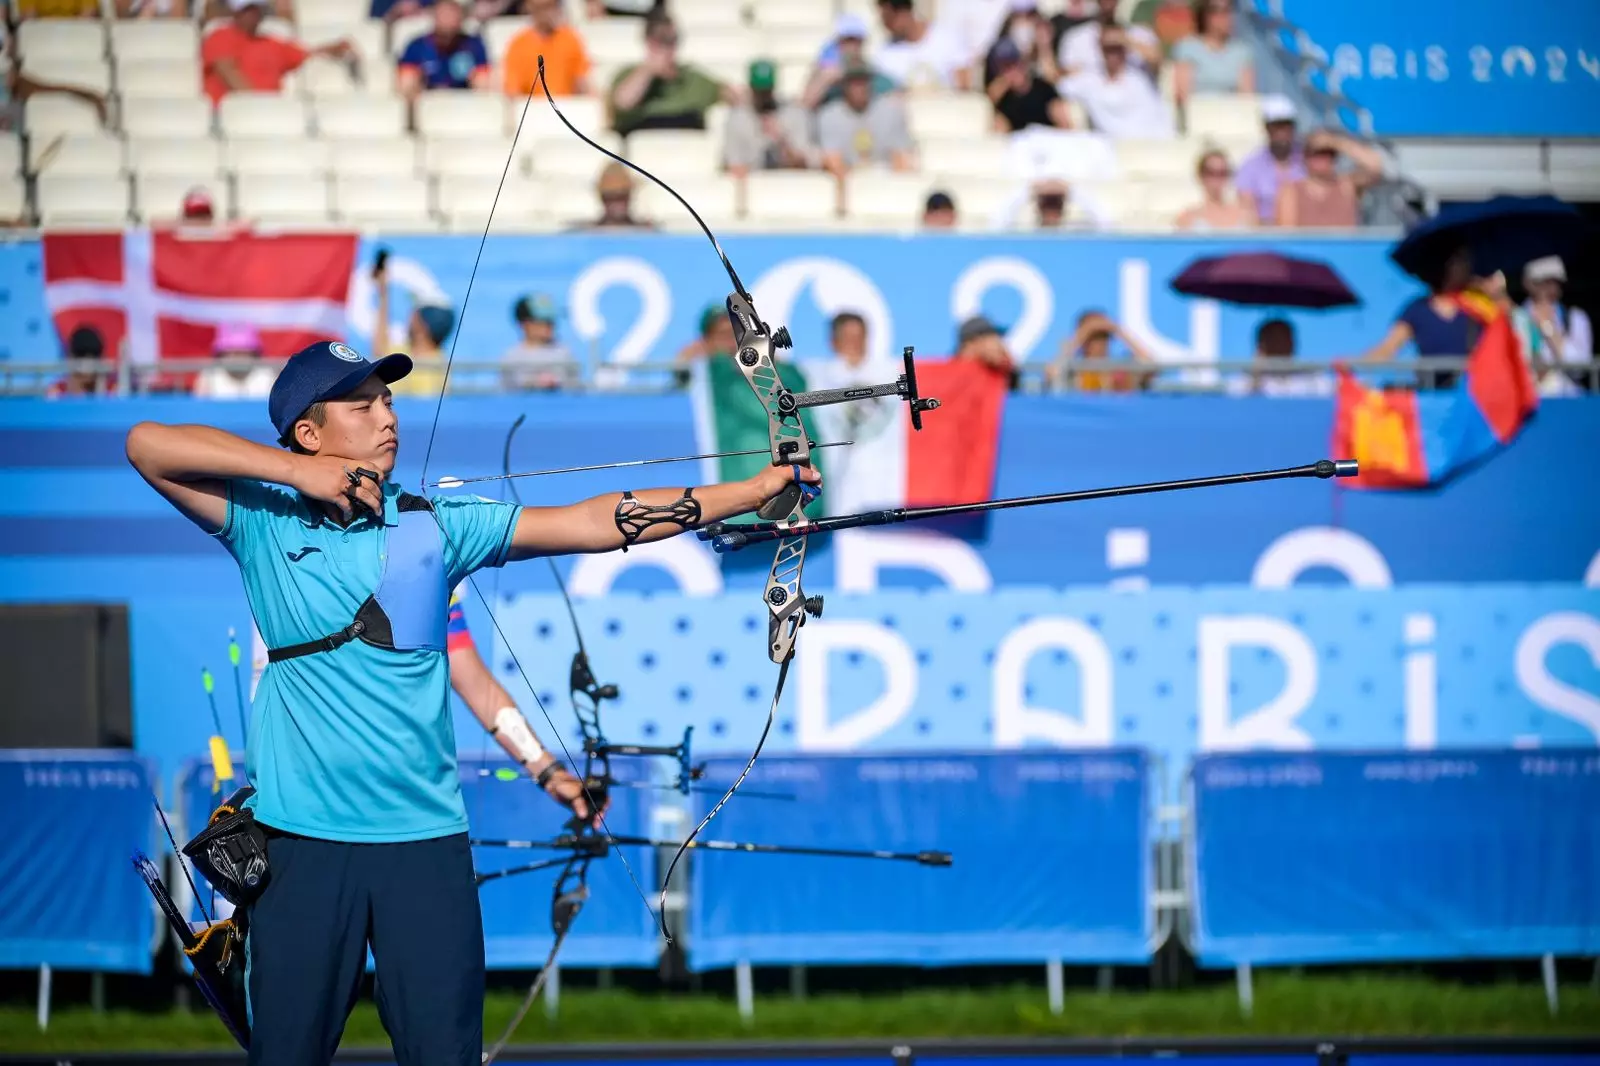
[919,850,954,866]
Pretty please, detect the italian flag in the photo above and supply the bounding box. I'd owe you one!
[690,355,1008,519]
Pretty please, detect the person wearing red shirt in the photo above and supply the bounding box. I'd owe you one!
[201,0,356,106]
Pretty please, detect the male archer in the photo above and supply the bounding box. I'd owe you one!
[125,340,818,1066]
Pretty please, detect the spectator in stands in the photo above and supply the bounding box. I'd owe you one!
[1274,128,1382,228]
[202,0,292,24]
[117,0,192,15]
[372,259,453,398]
[1359,245,1478,388]
[1058,0,1161,76]
[1521,256,1594,381]
[195,323,276,399]
[180,186,216,224]
[1226,319,1332,396]
[1233,94,1302,225]
[1059,24,1175,139]
[984,0,1062,86]
[1172,0,1254,115]
[202,1,356,107]
[803,13,897,110]
[1174,148,1254,230]
[954,316,1018,380]
[675,304,736,368]
[371,0,434,20]
[397,0,490,103]
[922,190,957,228]
[873,0,973,92]
[818,61,915,177]
[502,293,578,392]
[723,60,819,178]
[504,0,593,99]
[607,13,738,138]
[1129,0,1195,48]
[988,38,1072,133]
[1049,309,1153,391]
[48,326,111,398]
[568,161,656,230]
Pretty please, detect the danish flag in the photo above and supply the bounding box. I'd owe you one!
[42,227,359,363]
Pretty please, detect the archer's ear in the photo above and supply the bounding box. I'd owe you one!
[293,420,321,455]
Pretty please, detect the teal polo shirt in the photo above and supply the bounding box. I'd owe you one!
[215,478,519,843]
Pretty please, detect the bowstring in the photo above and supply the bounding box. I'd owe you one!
[413,66,664,959]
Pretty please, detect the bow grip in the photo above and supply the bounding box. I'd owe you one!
[757,480,805,521]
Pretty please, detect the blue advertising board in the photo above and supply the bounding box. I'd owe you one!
[0,232,1422,370]
[1272,0,1600,137]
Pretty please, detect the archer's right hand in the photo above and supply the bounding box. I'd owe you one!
[292,454,384,522]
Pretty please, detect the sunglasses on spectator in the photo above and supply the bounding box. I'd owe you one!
[1101,43,1126,55]
[650,32,679,46]
[1201,165,1232,178]
[1307,144,1339,157]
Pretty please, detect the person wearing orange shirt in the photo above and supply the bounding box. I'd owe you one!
[503,0,593,98]
[201,0,355,106]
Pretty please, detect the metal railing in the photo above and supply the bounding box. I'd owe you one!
[8,356,1598,398]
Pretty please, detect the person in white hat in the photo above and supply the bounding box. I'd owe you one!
[1233,94,1303,224]
[1521,256,1593,379]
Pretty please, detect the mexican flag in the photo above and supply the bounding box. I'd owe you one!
[689,354,1008,519]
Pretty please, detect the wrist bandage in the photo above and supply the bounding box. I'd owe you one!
[491,706,546,765]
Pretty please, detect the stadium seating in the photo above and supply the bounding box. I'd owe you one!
[7,0,1456,232]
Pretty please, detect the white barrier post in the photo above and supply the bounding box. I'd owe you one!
[36,964,51,1032]
[735,960,754,1024]
[1046,959,1064,1014]
[1236,962,1254,1017]
[544,962,561,1019]
[1541,953,1558,1015]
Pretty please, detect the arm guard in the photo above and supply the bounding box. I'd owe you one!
[614,488,702,552]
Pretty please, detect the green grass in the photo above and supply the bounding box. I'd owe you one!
[2,976,1598,1053]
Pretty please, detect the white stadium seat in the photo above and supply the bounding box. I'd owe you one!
[134,175,227,223]
[673,0,749,31]
[120,97,214,139]
[754,4,834,34]
[236,173,334,225]
[334,175,435,226]
[845,171,936,226]
[227,137,333,177]
[437,174,550,231]
[0,176,26,222]
[761,31,824,66]
[541,180,605,227]
[29,133,126,178]
[1116,138,1199,180]
[294,0,368,33]
[302,20,387,73]
[524,138,616,182]
[127,137,226,179]
[1186,94,1264,144]
[290,55,391,97]
[23,96,105,139]
[623,130,719,178]
[110,21,200,63]
[414,92,508,139]
[117,58,204,99]
[329,138,419,178]
[313,95,408,139]
[36,174,131,225]
[940,177,1014,227]
[0,135,21,177]
[906,93,990,140]
[218,93,311,139]
[919,135,1008,179]
[389,14,435,58]
[482,17,525,66]
[742,171,836,224]
[17,18,106,62]
[584,21,646,66]
[22,55,113,94]
[421,137,517,179]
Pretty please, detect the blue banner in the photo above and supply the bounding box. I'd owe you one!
[686,751,1152,969]
[1189,749,1600,965]
[1275,0,1600,136]
[0,233,1424,370]
[0,751,158,972]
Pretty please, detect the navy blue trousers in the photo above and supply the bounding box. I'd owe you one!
[244,827,484,1066]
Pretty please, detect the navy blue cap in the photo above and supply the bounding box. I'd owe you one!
[269,341,412,443]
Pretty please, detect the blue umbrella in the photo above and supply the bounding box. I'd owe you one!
[1389,195,1590,280]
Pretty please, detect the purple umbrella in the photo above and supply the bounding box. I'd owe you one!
[1169,251,1360,309]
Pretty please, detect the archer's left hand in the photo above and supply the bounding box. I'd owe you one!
[751,464,823,509]
[541,767,607,824]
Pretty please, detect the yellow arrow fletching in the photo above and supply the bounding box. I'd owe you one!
[209,735,235,785]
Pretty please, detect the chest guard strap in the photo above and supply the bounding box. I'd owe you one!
[267,493,448,664]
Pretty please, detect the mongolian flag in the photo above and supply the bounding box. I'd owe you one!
[1332,293,1539,488]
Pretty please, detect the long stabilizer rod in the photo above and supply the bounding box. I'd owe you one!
[471,835,953,866]
[701,459,1358,553]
